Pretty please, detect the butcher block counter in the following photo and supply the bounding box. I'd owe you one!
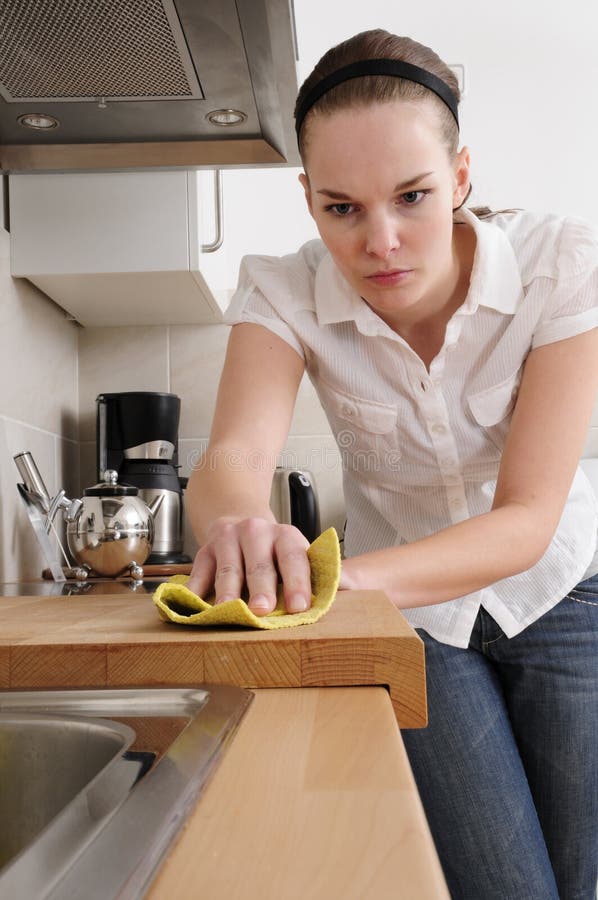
[0,588,426,728]
[0,586,449,898]
[147,686,449,900]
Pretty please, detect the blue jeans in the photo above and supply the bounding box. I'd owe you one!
[401,576,598,900]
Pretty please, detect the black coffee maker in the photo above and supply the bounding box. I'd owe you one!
[96,391,191,565]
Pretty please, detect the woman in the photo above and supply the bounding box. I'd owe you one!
[187,28,598,900]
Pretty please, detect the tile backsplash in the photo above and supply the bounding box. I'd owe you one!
[0,225,79,581]
[77,323,346,564]
[2,289,344,580]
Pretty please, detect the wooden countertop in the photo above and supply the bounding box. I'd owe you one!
[0,589,426,727]
[0,588,444,896]
[147,687,449,900]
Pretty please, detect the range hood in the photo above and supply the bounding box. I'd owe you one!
[0,0,300,172]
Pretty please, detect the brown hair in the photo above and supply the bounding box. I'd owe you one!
[295,29,521,220]
[295,29,461,160]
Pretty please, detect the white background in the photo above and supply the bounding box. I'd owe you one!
[213,0,598,287]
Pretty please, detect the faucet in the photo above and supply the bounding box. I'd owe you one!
[13,451,78,582]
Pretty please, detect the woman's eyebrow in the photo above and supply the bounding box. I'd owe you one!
[316,171,435,200]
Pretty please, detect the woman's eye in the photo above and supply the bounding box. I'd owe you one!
[327,202,355,217]
[401,190,427,205]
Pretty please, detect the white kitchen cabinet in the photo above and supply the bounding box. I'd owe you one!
[8,170,233,326]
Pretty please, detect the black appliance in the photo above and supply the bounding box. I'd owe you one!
[270,468,321,543]
[96,391,190,565]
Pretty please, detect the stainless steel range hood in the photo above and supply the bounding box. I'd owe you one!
[0,0,300,172]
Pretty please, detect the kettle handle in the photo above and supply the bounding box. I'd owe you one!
[288,471,321,543]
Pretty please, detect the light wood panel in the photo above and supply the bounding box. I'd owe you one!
[147,688,449,900]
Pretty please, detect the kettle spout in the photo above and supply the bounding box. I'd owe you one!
[148,494,164,520]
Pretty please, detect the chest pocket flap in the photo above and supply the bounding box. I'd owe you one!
[321,382,398,434]
[467,370,521,427]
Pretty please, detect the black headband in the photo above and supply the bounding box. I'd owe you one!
[294,58,459,138]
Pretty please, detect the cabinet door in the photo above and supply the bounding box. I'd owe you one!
[10,171,191,275]
[8,170,229,326]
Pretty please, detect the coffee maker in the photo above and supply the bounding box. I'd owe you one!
[96,391,191,565]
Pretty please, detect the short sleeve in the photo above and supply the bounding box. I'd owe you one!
[532,216,598,349]
[224,257,306,360]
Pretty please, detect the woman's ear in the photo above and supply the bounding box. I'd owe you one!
[298,172,313,217]
[452,146,471,210]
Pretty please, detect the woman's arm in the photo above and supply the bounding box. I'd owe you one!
[186,322,312,613]
[188,322,303,537]
[340,328,598,608]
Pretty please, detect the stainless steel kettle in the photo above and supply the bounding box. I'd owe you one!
[14,452,163,580]
[65,470,163,577]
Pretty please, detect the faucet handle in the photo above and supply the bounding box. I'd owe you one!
[13,451,52,513]
[46,489,75,526]
[64,497,84,523]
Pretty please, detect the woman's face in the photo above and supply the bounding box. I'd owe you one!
[299,99,471,329]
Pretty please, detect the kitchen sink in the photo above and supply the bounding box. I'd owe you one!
[0,685,253,899]
[0,713,136,872]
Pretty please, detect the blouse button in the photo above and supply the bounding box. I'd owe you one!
[341,403,355,417]
[431,423,447,435]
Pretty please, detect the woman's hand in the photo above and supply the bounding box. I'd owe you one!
[186,516,312,616]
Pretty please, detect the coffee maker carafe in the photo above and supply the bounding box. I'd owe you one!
[96,391,191,565]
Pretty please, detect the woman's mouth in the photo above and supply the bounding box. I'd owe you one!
[366,268,413,287]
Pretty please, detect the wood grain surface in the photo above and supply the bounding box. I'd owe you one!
[0,590,427,727]
[147,687,448,900]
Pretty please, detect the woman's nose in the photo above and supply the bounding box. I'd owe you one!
[365,216,401,258]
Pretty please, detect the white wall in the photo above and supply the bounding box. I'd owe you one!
[293,0,598,221]
[214,0,598,289]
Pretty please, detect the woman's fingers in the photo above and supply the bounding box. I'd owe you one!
[275,525,312,613]
[211,522,245,604]
[186,517,313,616]
[239,518,280,615]
[186,545,216,597]
[187,520,245,602]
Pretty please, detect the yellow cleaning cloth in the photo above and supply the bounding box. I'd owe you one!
[153,527,341,629]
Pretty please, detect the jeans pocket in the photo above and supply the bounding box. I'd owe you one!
[565,576,598,606]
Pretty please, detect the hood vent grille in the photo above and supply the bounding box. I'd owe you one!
[0,0,202,102]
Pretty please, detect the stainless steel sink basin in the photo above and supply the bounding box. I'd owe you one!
[0,685,253,899]
[0,713,136,872]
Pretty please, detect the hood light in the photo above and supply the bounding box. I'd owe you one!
[17,113,59,130]
[206,109,247,127]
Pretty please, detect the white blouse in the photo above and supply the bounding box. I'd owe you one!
[225,206,598,648]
